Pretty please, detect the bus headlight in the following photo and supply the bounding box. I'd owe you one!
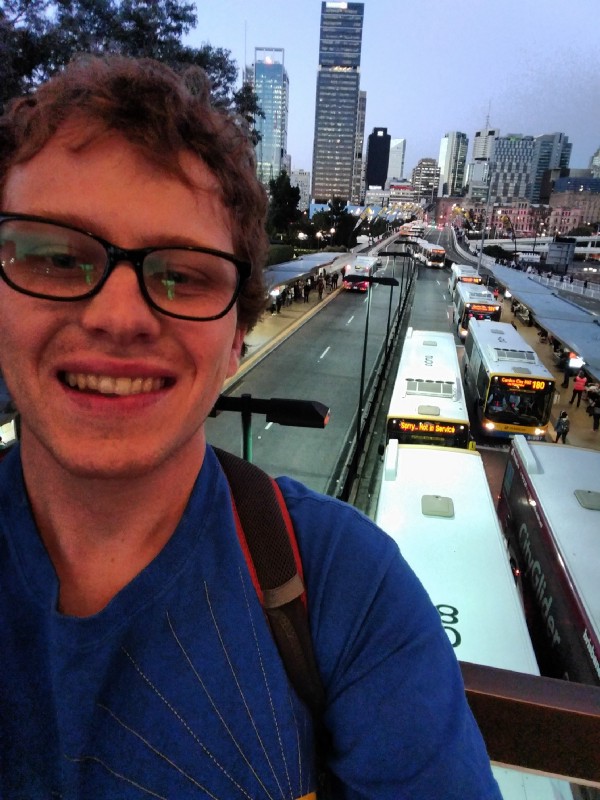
[484,422,496,431]
[534,428,544,436]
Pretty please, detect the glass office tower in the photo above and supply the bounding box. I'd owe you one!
[254,48,289,187]
[312,2,365,202]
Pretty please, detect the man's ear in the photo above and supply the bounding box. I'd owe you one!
[227,326,247,378]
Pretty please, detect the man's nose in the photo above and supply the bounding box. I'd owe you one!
[79,262,162,341]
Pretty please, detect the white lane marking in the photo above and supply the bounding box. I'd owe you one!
[265,422,273,430]
[319,346,330,361]
[346,315,355,325]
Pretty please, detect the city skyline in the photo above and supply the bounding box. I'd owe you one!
[189,0,599,178]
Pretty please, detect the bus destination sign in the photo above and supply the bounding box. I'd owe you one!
[398,419,459,436]
[468,303,498,313]
[498,376,547,391]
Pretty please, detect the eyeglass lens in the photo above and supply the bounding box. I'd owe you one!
[0,218,240,318]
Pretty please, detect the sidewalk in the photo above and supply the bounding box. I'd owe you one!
[504,304,600,452]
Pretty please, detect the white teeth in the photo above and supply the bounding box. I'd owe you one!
[64,372,165,396]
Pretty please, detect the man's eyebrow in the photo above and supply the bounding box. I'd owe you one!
[32,211,209,249]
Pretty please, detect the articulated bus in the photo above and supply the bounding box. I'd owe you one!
[448,263,483,296]
[463,320,555,440]
[342,256,376,292]
[375,443,574,800]
[453,282,502,339]
[385,328,470,448]
[498,436,600,689]
[416,239,446,268]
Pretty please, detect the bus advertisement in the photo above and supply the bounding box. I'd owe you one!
[453,283,502,338]
[386,329,470,449]
[342,256,375,292]
[375,443,575,799]
[497,436,600,689]
[463,320,555,439]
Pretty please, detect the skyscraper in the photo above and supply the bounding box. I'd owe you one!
[530,133,571,204]
[412,158,440,204]
[351,90,367,204]
[365,127,391,189]
[253,48,289,187]
[489,132,571,203]
[437,132,468,196]
[387,138,406,182]
[312,2,365,202]
[472,126,498,162]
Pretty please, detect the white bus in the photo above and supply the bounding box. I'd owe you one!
[416,239,446,268]
[463,320,555,440]
[385,328,470,449]
[448,263,483,296]
[453,281,502,339]
[375,443,574,800]
[498,436,600,688]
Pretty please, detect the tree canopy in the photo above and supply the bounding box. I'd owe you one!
[0,0,260,127]
[267,171,301,240]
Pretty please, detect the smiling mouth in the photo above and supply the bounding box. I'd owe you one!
[62,372,168,396]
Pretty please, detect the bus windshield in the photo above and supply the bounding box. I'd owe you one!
[484,379,554,426]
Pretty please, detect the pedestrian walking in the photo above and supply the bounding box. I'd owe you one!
[303,280,310,303]
[317,275,325,301]
[554,411,570,444]
[332,270,339,289]
[569,370,588,408]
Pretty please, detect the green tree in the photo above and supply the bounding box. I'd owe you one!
[0,0,261,132]
[267,171,301,241]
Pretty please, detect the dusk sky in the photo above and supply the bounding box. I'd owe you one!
[189,0,599,176]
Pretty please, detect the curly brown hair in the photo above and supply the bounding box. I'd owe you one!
[0,54,268,331]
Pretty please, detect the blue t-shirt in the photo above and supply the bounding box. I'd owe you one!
[0,445,501,799]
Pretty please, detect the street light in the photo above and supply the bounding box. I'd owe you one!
[343,273,399,475]
[211,394,330,462]
[316,231,323,249]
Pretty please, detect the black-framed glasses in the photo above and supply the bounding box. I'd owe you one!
[0,213,251,321]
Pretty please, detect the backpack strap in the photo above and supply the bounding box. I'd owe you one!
[213,447,326,717]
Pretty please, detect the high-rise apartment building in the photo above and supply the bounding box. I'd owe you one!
[489,132,571,204]
[312,2,365,202]
[412,158,440,204]
[437,131,468,197]
[253,48,289,187]
[387,138,406,182]
[365,127,391,189]
[489,134,535,202]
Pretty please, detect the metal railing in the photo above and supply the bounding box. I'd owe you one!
[461,661,600,789]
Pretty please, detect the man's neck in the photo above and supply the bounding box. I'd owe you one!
[20,436,205,617]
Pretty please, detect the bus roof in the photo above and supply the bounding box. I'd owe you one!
[376,443,540,673]
[387,329,468,424]
[467,320,555,380]
[454,282,497,304]
[511,436,600,637]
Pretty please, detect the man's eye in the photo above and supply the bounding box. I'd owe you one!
[48,253,79,269]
